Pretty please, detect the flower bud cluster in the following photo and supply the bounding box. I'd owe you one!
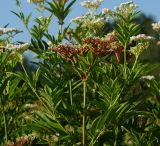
[65,124,75,133]
[83,31,123,64]
[49,44,81,64]
[49,32,124,64]
[16,134,35,142]
[152,22,160,32]
[7,135,35,146]
[130,42,149,58]
[81,0,103,10]
[83,31,122,56]
[83,37,111,55]
[0,28,21,35]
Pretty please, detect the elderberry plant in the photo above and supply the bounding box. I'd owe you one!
[1,0,160,145]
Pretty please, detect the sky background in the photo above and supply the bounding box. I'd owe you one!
[0,0,160,42]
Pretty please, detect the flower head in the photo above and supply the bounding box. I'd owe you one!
[157,41,160,46]
[130,34,154,42]
[71,16,87,24]
[49,44,81,65]
[141,75,155,81]
[115,1,137,14]
[81,0,103,9]
[113,1,138,19]
[6,43,30,54]
[0,27,21,35]
[102,1,138,20]
[152,22,160,32]
[83,32,122,57]
[71,15,107,30]
[130,42,149,58]
[102,8,113,16]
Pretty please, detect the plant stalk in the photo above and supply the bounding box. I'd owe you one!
[131,56,138,72]
[59,24,62,34]
[59,18,63,34]
[114,126,119,146]
[2,110,8,145]
[124,42,127,79]
[82,80,87,146]
[69,80,73,105]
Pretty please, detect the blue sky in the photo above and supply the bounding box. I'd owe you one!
[0,0,160,42]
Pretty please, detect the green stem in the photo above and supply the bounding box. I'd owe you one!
[59,24,62,34]
[82,80,87,146]
[89,129,104,146]
[124,42,127,80]
[2,110,8,145]
[114,126,119,146]
[59,19,63,34]
[69,80,73,105]
[131,56,138,72]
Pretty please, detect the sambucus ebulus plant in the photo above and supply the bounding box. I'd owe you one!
[0,0,160,145]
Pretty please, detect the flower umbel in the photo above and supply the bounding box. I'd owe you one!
[152,22,160,32]
[6,43,30,53]
[103,1,138,19]
[0,27,21,35]
[81,0,103,10]
[102,8,113,16]
[130,34,154,42]
[115,1,138,16]
[49,44,81,65]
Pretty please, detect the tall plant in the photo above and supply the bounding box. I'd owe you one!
[5,0,160,145]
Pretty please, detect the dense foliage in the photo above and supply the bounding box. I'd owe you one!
[0,0,160,145]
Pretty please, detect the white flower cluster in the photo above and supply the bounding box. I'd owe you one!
[71,16,87,24]
[16,134,35,142]
[157,41,160,46]
[102,1,137,19]
[152,22,160,32]
[27,0,45,3]
[90,17,106,28]
[115,1,137,14]
[6,43,30,53]
[81,0,103,9]
[141,75,155,80]
[102,8,113,16]
[0,27,20,35]
[71,16,107,29]
[130,34,154,42]
[23,103,38,108]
